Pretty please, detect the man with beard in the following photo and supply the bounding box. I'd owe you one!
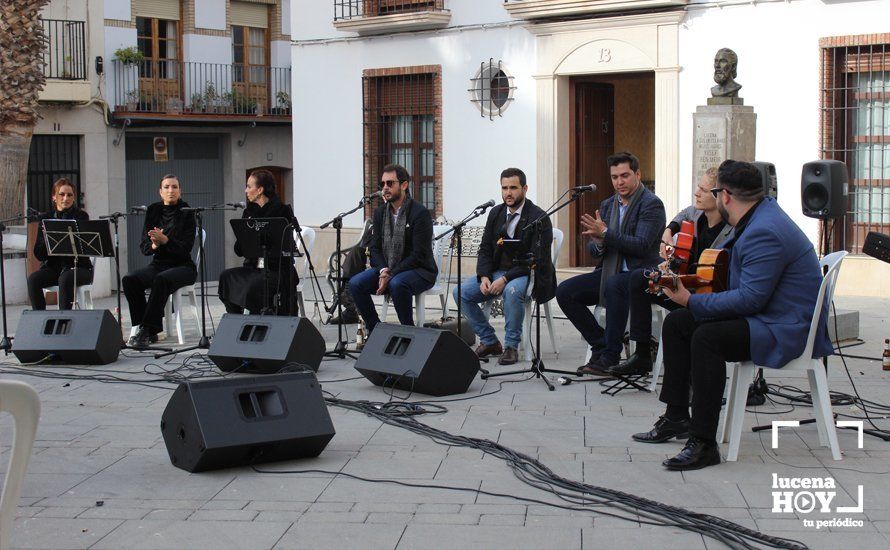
[711,48,742,98]
[556,152,666,375]
[349,164,437,334]
[631,160,832,471]
[453,168,556,366]
[609,167,733,377]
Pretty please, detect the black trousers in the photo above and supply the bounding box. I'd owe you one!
[627,267,681,343]
[659,308,751,443]
[218,265,299,316]
[27,266,93,310]
[555,270,632,363]
[122,263,196,334]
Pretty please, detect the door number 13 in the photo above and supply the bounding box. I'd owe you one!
[598,49,612,63]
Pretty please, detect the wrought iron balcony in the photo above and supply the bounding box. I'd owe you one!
[502,0,689,20]
[333,0,450,34]
[111,60,292,120]
[41,19,87,80]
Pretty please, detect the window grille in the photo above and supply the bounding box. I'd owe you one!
[334,0,444,20]
[27,136,81,213]
[363,71,440,215]
[469,59,515,120]
[821,41,890,253]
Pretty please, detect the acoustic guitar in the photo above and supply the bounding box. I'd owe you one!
[646,248,729,295]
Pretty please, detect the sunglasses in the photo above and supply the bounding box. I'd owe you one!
[380,180,400,188]
[709,187,734,198]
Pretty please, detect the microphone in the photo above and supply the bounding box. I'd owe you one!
[475,199,496,211]
[366,190,383,200]
[129,205,148,213]
[226,201,246,209]
[26,207,41,220]
[573,184,596,193]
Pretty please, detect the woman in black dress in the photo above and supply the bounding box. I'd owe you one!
[28,178,94,310]
[218,169,298,315]
[123,174,197,348]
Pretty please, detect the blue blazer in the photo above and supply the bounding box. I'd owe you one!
[687,198,833,368]
[590,187,665,269]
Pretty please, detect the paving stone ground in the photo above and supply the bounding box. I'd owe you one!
[1,289,888,549]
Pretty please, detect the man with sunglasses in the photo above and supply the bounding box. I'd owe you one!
[348,163,437,334]
[609,167,733,377]
[631,159,832,471]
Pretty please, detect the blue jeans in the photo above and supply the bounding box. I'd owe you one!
[555,269,632,363]
[453,271,528,349]
[349,267,434,333]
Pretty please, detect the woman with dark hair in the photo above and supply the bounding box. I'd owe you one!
[218,169,299,315]
[123,174,197,348]
[28,178,94,310]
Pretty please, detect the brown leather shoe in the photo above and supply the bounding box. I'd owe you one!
[498,347,519,365]
[475,341,503,358]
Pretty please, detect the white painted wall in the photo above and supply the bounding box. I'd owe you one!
[183,34,233,65]
[678,0,890,244]
[291,24,536,227]
[195,0,226,30]
[104,0,129,20]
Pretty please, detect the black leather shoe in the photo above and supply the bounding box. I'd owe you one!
[329,310,359,325]
[128,327,157,350]
[662,438,721,471]
[631,415,690,443]
[577,355,618,377]
[609,350,653,377]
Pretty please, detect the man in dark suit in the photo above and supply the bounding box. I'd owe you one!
[556,152,666,375]
[349,164,437,334]
[632,160,833,471]
[453,168,556,365]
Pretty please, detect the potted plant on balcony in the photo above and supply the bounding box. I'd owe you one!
[272,90,291,116]
[114,46,144,111]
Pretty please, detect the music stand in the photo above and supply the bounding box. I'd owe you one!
[230,217,298,314]
[42,219,114,309]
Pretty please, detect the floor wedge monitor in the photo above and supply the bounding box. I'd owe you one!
[208,313,325,374]
[12,309,121,365]
[161,372,335,472]
[354,323,480,396]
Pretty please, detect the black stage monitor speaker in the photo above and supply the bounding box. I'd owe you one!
[751,161,777,199]
[161,372,335,472]
[208,313,325,374]
[12,309,120,365]
[354,323,480,396]
[802,160,847,219]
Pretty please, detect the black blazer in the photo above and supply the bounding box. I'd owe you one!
[369,198,437,283]
[477,199,556,302]
[140,201,197,269]
[234,197,296,270]
[33,207,93,271]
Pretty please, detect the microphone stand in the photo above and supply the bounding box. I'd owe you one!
[320,194,375,359]
[155,204,235,359]
[481,188,590,390]
[98,211,128,335]
[0,213,28,354]
[435,203,494,339]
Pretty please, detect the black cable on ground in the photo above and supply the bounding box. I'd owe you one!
[321,393,808,550]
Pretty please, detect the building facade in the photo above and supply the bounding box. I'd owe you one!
[14,0,293,304]
[291,0,890,296]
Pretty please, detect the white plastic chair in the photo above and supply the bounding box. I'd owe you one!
[380,225,452,326]
[162,228,205,344]
[481,228,563,361]
[0,380,41,549]
[720,251,848,461]
[42,258,95,309]
[294,227,316,317]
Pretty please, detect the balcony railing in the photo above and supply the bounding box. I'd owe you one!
[502,0,689,20]
[334,0,445,21]
[112,60,291,118]
[41,19,87,80]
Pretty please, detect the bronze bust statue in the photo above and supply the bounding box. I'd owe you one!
[711,48,742,98]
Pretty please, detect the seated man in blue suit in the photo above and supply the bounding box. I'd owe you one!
[556,151,666,375]
[632,160,833,471]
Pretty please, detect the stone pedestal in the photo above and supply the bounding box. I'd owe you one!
[692,104,757,185]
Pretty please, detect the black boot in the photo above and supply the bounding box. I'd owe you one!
[609,349,653,376]
[662,437,721,471]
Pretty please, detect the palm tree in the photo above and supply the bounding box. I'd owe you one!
[0,0,49,221]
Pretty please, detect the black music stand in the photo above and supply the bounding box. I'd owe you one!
[42,219,114,309]
[230,217,298,315]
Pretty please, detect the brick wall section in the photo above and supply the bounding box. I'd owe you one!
[362,65,443,219]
